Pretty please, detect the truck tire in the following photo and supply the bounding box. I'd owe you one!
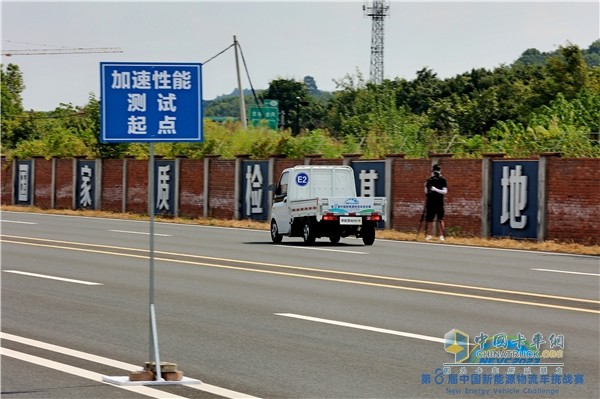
[329,235,341,244]
[361,224,375,246]
[302,218,316,244]
[270,220,283,243]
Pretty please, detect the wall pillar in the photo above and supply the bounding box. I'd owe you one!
[203,155,220,218]
[304,154,322,165]
[538,152,562,242]
[342,153,361,166]
[481,153,505,238]
[122,157,132,213]
[234,155,251,220]
[384,153,405,230]
[95,159,103,210]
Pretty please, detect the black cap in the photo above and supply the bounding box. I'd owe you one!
[432,164,441,172]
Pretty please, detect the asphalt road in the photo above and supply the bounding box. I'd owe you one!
[1,211,598,399]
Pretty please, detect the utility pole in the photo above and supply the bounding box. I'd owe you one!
[233,35,247,128]
[363,0,390,85]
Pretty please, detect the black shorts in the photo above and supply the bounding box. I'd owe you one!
[425,204,444,222]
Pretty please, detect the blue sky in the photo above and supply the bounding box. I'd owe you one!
[2,1,599,111]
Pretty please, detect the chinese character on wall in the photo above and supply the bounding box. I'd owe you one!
[245,164,264,216]
[79,165,93,208]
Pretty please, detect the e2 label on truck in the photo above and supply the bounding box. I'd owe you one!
[296,172,309,186]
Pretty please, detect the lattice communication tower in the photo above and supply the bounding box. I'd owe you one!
[363,0,390,84]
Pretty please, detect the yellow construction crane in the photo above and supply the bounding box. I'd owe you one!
[2,47,123,56]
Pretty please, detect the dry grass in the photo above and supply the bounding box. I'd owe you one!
[2,205,598,256]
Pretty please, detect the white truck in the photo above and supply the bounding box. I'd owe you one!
[269,165,386,245]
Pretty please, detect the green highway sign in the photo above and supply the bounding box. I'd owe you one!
[249,106,278,129]
[263,99,279,107]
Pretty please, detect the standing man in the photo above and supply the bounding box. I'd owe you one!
[424,164,448,241]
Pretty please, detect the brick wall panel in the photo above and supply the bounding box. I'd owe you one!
[34,158,53,209]
[208,159,235,219]
[391,159,481,235]
[101,159,124,212]
[391,159,432,231]
[308,158,343,166]
[0,158,12,205]
[546,158,599,245]
[179,159,204,218]
[272,159,302,182]
[442,159,482,236]
[126,160,148,214]
[54,159,74,209]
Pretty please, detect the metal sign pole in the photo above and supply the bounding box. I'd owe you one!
[148,142,162,380]
[100,62,203,385]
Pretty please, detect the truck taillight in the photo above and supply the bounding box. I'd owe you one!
[366,214,382,221]
[323,213,338,221]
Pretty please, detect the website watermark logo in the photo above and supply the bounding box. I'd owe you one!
[422,328,585,396]
[444,329,469,363]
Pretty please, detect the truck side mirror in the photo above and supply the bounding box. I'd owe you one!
[269,183,282,196]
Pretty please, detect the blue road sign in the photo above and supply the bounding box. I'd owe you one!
[100,62,203,142]
[491,160,539,239]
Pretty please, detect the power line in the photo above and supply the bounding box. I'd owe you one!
[203,39,264,116]
[202,43,235,65]
[2,47,123,56]
[236,40,264,115]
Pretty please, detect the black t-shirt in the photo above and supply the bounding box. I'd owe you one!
[426,175,447,204]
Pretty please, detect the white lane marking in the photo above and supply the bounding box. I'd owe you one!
[1,332,260,399]
[190,383,261,398]
[0,348,187,399]
[2,211,596,258]
[275,313,444,344]
[3,270,103,286]
[4,234,598,307]
[0,220,37,224]
[109,230,172,237]
[532,268,600,277]
[2,333,136,370]
[274,245,368,255]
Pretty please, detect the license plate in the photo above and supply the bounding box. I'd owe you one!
[340,217,362,225]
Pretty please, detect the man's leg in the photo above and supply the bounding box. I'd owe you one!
[425,221,433,240]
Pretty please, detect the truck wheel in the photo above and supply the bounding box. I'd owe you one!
[270,220,283,243]
[302,219,316,244]
[361,224,375,246]
[329,235,341,244]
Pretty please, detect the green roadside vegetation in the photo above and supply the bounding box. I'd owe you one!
[2,41,599,161]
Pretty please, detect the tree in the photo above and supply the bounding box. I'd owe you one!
[514,48,547,66]
[583,39,600,67]
[1,63,26,147]
[544,43,589,100]
[397,68,442,115]
[261,78,311,133]
[303,75,319,95]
